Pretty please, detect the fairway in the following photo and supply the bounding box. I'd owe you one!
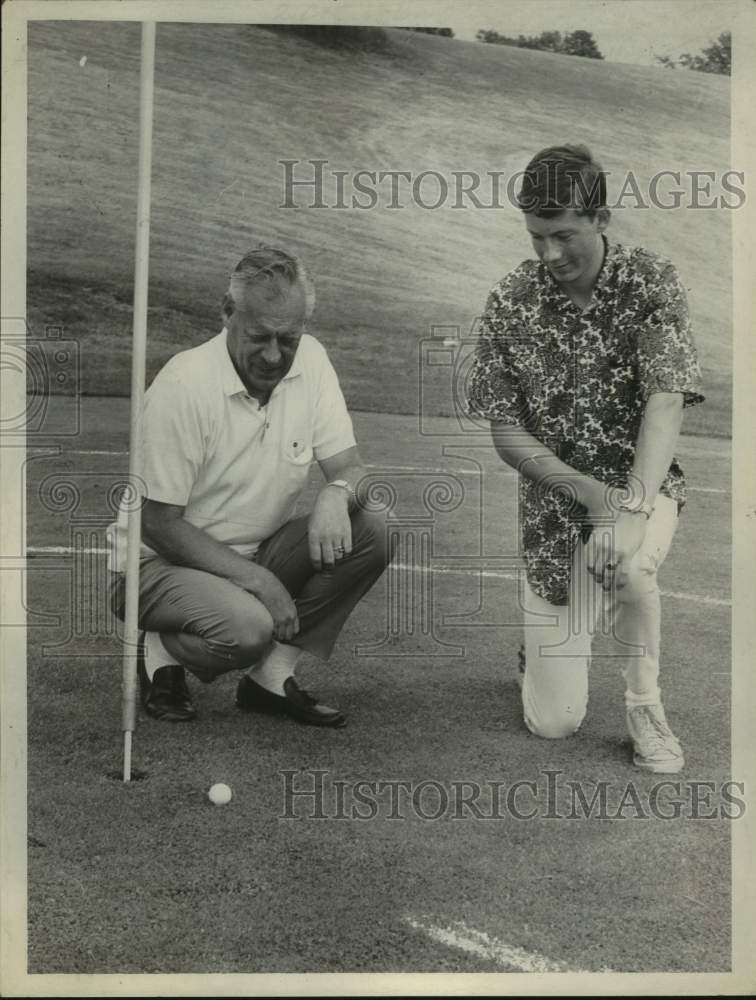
[26,398,731,973]
[27,21,731,436]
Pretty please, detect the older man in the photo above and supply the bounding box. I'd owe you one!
[467,145,704,772]
[108,245,390,726]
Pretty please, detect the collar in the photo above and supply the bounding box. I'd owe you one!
[541,235,616,310]
[591,235,617,299]
[218,327,304,398]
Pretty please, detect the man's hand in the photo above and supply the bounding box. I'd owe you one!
[244,566,299,641]
[584,510,647,591]
[308,485,352,570]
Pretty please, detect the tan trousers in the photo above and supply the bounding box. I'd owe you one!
[110,509,390,680]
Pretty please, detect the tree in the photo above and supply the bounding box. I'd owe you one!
[476,29,518,45]
[562,29,604,59]
[399,27,454,38]
[655,31,730,75]
[477,27,604,59]
[520,31,564,53]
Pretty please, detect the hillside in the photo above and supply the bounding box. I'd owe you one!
[27,22,732,436]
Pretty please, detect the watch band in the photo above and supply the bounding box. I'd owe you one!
[327,479,354,496]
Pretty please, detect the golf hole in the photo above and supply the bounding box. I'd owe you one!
[105,768,148,782]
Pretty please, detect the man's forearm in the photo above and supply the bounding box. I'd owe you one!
[628,392,684,507]
[142,517,271,594]
[490,422,605,510]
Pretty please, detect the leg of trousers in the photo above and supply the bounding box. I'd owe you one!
[253,508,391,660]
[520,495,679,739]
[109,508,391,680]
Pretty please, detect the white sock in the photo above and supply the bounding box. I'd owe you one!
[144,630,181,681]
[246,641,299,695]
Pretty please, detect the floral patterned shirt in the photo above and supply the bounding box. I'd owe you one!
[466,239,705,605]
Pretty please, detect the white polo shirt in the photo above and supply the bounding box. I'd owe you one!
[107,329,356,573]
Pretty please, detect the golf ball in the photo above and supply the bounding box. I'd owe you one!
[208,782,232,805]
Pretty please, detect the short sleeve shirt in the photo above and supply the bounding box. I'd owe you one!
[466,239,704,605]
[107,330,356,572]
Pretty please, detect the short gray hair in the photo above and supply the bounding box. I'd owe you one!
[222,244,315,319]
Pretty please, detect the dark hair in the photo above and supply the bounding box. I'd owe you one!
[516,144,606,219]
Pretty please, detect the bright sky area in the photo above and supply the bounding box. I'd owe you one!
[442,0,736,66]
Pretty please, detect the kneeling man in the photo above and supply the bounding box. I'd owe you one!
[467,145,704,772]
[108,244,390,727]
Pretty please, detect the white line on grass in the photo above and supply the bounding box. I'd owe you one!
[420,563,730,607]
[24,547,730,607]
[406,916,610,973]
[362,465,727,495]
[30,437,732,459]
[28,451,729,494]
[411,563,730,607]
[26,546,110,555]
[48,449,129,456]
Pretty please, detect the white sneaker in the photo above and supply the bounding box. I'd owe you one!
[626,703,685,774]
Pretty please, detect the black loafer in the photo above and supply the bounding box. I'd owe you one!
[137,645,196,722]
[235,675,346,728]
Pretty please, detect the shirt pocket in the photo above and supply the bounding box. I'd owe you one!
[282,439,314,466]
[276,441,314,513]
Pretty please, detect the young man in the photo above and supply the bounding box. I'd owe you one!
[108,245,391,727]
[467,145,704,772]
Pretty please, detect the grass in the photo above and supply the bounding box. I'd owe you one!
[26,572,731,974]
[27,22,731,436]
[24,402,732,973]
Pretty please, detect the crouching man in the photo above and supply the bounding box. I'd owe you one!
[108,244,391,727]
[466,145,704,772]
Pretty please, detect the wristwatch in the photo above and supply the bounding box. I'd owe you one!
[617,501,654,519]
[327,479,355,498]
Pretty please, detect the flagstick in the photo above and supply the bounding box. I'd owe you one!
[122,21,156,782]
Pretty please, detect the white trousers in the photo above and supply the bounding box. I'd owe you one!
[521,495,679,739]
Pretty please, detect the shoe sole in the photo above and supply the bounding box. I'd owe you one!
[633,753,684,774]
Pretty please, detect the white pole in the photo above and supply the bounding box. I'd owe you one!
[122,21,156,782]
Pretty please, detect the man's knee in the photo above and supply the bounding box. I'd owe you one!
[522,680,587,739]
[525,708,585,740]
[205,604,274,669]
[615,559,659,603]
[350,508,394,570]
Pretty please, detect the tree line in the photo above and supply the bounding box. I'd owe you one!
[476,28,604,59]
[399,26,731,76]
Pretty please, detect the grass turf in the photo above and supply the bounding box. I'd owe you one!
[24,402,731,973]
[26,576,731,974]
[27,22,731,437]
